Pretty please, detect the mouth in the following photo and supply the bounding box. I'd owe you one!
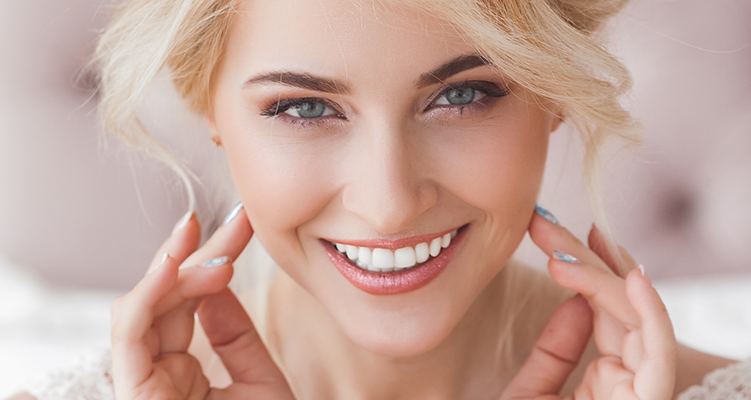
[322,225,468,295]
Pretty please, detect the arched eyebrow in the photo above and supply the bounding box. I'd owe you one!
[241,71,350,94]
[415,54,491,88]
[240,54,490,93]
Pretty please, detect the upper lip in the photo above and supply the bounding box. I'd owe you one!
[321,225,464,250]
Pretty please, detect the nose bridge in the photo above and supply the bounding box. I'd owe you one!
[342,119,436,234]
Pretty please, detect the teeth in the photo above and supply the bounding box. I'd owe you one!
[332,229,458,272]
[415,242,429,263]
[372,248,394,269]
[429,237,441,257]
[394,247,416,269]
[358,247,372,265]
[346,245,358,261]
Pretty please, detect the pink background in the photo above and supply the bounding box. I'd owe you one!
[0,0,749,291]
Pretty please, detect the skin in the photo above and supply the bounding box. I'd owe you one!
[9,0,733,399]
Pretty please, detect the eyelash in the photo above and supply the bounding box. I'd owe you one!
[259,80,509,129]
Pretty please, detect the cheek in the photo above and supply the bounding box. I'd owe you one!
[222,132,336,267]
[438,114,550,217]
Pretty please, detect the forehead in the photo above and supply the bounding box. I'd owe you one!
[224,0,476,87]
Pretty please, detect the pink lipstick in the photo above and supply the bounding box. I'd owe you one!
[323,225,467,295]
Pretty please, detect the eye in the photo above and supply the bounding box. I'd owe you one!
[283,99,338,118]
[435,87,484,106]
[428,81,509,111]
[261,97,343,120]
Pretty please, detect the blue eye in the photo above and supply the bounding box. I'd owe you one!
[431,81,507,109]
[439,87,481,105]
[283,100,336,118]
[261,97,341,120]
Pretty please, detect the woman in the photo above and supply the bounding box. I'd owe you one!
[18,0,744,399]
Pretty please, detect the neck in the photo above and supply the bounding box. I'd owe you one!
[265,267,518,400]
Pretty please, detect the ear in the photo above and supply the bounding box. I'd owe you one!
[205,111,219,138]
[204,111,224,146]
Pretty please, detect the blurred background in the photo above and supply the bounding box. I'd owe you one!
[0,0,750,397]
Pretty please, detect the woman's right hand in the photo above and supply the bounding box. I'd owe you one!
[110,205,295,400]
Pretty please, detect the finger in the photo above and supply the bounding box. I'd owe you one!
[147,211,201,271]
[627,269,677,400]
[197,288,290,387]
[180,204,253,270]
[529,212,640,328]
[587,224,637,278]
[502,295,593,399]
[547,256,640,330]
[155,259,235,354]
[529,211,610,273]
[111,254,179,394]
[153,205,250,354]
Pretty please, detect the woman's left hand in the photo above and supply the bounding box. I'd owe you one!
[501,209,678,400]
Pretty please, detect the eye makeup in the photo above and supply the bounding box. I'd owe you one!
[256,79,509,129]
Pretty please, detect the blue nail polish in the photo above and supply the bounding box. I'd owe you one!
[202,256,230,268]
[553,250,580,264]
[223,201,243,225]
[535,204,559,224]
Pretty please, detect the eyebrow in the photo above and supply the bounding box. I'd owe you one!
[416,54,491,88]
[240,54,491,93]
[242,72,351,94]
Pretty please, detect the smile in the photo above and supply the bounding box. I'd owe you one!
[331,229,458,272]
[322,225,467,295]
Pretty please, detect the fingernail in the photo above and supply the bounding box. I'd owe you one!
[223,201,243,225]
[149,252,169,273]
[172,211,195,235]
[202,256,231,268]
[535,204,559,225]
[553,250,580,264]
[638,264,646,277]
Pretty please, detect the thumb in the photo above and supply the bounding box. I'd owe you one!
[502,295,593,399]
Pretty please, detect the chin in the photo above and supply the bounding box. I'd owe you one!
[335,301,460,358]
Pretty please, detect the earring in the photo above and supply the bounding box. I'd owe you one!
[211,136,223,146]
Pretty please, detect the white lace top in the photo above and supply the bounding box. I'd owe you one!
[24,350,751,400]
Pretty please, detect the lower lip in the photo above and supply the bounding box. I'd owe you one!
[323,226,467,295]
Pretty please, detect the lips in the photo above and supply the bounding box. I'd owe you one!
[322,225,467,295]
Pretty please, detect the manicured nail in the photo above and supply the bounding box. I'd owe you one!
[553,250,580,264]
[638,264,646,277]
[535,204,559,225]
[223,201,243,225]
[149,252,169,273]
[172,211,194,235]
[202,256,231,268]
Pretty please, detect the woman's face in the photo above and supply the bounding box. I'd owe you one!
[210,0,560,356]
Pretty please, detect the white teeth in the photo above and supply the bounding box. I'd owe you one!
[415,242,429,263]
[346,245,359,261]
[451,230,457,239]
[429,237,442,257]
[372,248,395,269]
[394,246,416,268]
[332,228,459,272]
[358,247,372,265]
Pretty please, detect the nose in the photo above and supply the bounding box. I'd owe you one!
[341,120,438,234]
